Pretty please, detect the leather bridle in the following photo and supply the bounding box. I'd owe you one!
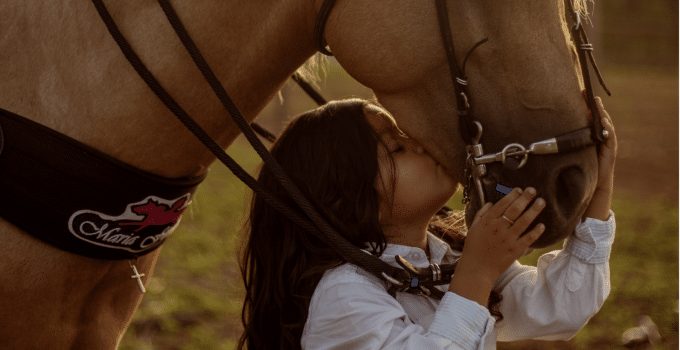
[457,0,611,206]
[316,0,611,207]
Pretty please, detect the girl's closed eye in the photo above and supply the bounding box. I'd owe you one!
[391,135,414,153]
[381,135,403,154]
[391,143,404,153]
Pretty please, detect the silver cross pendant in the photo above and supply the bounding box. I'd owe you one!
[128,261,147,293]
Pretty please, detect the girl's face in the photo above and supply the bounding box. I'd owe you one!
[364,105,457,226]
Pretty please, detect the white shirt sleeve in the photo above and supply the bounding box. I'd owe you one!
[301,265,495,350]
[494,211,616,341]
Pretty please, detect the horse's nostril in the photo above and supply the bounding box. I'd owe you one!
[554,166,585,216]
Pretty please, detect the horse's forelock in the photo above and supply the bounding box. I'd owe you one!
[572,0,595,21]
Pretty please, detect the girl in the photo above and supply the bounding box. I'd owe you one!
[239,98,616,350]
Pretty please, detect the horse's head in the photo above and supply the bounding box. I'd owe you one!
[323,0,599,246]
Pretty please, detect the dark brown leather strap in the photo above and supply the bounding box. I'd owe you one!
[435,0,487,145]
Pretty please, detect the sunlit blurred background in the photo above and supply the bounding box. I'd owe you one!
[120,1,678,348]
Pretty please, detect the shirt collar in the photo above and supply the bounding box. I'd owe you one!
[378,232,461,268]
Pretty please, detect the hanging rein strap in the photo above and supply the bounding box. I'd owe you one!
[91,0,454,298]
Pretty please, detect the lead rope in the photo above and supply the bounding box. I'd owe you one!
[91,0,440,295]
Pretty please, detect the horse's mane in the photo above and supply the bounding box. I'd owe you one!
[573,0,595,22]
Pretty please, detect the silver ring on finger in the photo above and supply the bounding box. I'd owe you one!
[501,215,515,226]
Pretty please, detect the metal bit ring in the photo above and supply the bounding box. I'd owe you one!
[501,143,528,169]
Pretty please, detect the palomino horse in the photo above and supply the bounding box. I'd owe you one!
[0,0,600,348]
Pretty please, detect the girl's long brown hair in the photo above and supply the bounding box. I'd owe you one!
[239,99,386,350]
[238,99,500,350]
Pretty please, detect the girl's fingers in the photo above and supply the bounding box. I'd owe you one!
[473,202,493,222]
[470,203,492,233]
[595,97,608,117]
[594,97,617,151]
[486,187,524,218]
[501,188,538,223]
[595,97,614,131]
[518,223,545,246]
[602,117,616,138]
[602,117,617,149]
[510,197,546,235]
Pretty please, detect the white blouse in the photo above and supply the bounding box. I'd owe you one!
[301,212,616,350]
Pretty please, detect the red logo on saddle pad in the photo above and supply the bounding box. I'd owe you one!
[68,194,191,253]
[119,196,187,232]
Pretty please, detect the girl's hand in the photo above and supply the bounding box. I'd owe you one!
[585,97,617,220]
[449,188,545,306]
